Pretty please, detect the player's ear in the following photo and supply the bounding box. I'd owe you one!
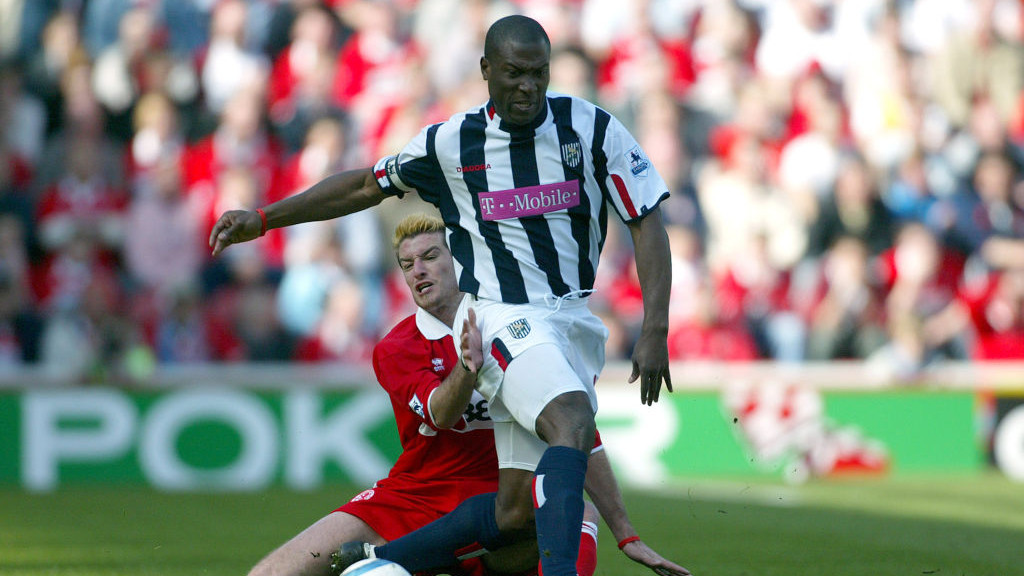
[480,56,490,80]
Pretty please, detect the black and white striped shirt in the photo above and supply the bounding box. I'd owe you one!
[374,92,669,304]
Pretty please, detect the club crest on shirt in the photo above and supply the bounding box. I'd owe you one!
[506,318,531,339]
[561,142,582,170]
[409,394,425,418]
[626,146,649,178]
[432,357,444,372]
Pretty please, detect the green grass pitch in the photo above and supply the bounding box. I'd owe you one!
[1,473,1022,576]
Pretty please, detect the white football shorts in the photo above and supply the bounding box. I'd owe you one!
[452,293,608,468]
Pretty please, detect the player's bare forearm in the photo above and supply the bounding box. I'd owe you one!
[583,449,636,542]
[585,451,693,575]
[627,207,673,404]
[430,308,481,429]
[209,168,386,256]
[266,169,385,229]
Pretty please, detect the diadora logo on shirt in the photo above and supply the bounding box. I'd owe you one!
[432,357,444,372]
[409,394,425,418]
[457,163,491,173]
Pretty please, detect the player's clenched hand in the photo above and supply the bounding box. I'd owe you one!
[621,539,692,576]
[460,308,482,374]
[628,330,673,406]
[209,210,262,256]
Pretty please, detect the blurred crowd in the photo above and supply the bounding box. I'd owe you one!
[1,0,1023,383]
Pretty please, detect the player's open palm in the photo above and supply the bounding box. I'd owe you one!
[621,539,692,576]
[460,308,483,373]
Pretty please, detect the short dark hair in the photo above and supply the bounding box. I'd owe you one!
[483,15,550,60]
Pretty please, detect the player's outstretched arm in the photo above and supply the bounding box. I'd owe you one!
[626,206,673,405]
[209,167,387,256]
[430,308,482,429]
[584,449,692,576]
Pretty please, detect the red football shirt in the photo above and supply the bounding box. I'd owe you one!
[337,308,498,540]
[373,308,499,483]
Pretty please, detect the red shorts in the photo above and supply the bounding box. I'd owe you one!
[334,476,496,542]
[334,477,535,576]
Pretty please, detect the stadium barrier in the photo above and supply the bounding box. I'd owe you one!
[1,361,1022,491]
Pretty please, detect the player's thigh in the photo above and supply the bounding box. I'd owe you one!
[500,343,596,435]
[248,512,383,576]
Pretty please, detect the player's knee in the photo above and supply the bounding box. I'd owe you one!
[536,391,595,450]
[495,492,536,533]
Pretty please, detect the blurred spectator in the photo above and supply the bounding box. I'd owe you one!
[804,236,887,360]
[182,83,283,257]
[582,0,695,114]
[263,0,346,61]
[941,150,1024,269]
[0,0,58,64]
[91,4,161,139]
[549,46,597,101]
[267,5,346,152]
[929,0,1024,131]
[715,232,806,362]
[127,91,185,191]
[38,256,153,383]
[154,282,213,363]
[962,268,1024,360]
[777,83,844,205]
[235,281,296,361]
[0,63,46,171]
[882,147,941,227]
[665,224,759,362]
[33,58,126,195]
[124,155,204,300]
[277,224,349,339]
[869,223,971,376]
[755,0,846,84]
[698,129,806,276]
[277,115,385,334]
[332,0,416,111]
[0,214,42,366]
[22,10,83,136]
[412,0,506,97]
[159,0,215,58]
[294,275,374,363]
[807,152,897,258]
[35,126,127,254]
[200,0,269,116]
[81,0,132,58]
[0,0,1023,374]
[845,3,910,166]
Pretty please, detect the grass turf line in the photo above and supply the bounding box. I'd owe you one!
[0,473,1021,576]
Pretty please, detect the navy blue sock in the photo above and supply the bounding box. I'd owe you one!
[375,492,508,571]
[534,446,588,576]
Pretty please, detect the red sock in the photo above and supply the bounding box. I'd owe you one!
[576,521,598,576]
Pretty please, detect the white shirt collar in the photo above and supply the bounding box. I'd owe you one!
[415,307,452,340]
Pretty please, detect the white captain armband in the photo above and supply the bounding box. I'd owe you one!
[372,155,407,198]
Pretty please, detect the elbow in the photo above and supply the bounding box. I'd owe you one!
[432,407,462,430]
[434,415,459,430]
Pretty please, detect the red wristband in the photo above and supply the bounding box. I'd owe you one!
[256,208,267,237]
[618,536,641,550]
